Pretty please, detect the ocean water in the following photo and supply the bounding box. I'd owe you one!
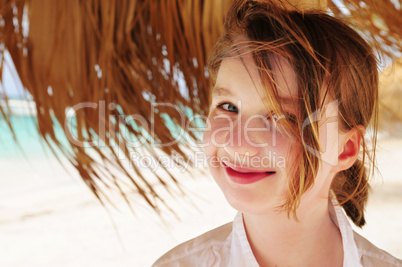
[0,107,206,159]
[0,115,49,158]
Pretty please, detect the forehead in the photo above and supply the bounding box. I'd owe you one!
[213,52,299,102]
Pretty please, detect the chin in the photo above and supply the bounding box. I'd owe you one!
[218,184,283,216]
[210,167,286,215]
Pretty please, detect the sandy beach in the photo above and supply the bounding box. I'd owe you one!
[1,137,401,267]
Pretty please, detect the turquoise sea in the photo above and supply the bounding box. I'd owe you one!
[0,115,50,158]
[0,105,205,160]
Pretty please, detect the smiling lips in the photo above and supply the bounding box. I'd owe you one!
[223,162,276,185]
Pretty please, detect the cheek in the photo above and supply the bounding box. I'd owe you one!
[271,134,296,163]
[271,131,301,183]
[202,116,215,156]
[202,126,211,152]
[319,121,340,167]
[202,115,231,155]
[203,126,224,186]
[202,116,225,173]
[202,133,215,169]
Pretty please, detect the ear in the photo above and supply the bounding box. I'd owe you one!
[331,125,365,173]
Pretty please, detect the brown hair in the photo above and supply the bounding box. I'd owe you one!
[208,0,378,227]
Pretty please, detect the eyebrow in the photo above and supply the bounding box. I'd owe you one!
[212,86,300,105]
[212,87,233,97]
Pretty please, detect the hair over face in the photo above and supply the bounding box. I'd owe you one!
[208,0,378,227]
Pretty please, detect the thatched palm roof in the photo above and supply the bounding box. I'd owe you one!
[1,0,401,216]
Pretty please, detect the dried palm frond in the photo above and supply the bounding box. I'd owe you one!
[0,0,401,216]
[328,0,402,61]
[0,0,233,216]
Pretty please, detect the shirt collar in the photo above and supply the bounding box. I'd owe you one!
[329,190,363,267]
[231,192,363,267]
[231,211,260,267]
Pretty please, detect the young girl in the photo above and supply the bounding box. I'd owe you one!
[153,0,402,266]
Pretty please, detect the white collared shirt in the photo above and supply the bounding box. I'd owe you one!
[153,195,402,267]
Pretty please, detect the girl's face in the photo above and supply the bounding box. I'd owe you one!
[203,52,340,215]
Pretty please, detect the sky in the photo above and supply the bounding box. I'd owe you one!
[1,50,27,100]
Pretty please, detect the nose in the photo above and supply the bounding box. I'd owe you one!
[223,114,272,158]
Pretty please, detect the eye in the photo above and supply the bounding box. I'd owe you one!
[216,102,239,113]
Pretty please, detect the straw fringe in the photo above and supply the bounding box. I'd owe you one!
[0,0,401,215]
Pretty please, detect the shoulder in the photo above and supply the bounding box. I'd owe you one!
[353,230,402,267]
[152,222,233,267]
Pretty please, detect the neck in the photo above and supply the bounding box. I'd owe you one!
[243,196,343,267]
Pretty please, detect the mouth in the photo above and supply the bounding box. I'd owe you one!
[222,162,276,185]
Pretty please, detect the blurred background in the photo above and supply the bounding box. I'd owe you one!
[1,0,402,266]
